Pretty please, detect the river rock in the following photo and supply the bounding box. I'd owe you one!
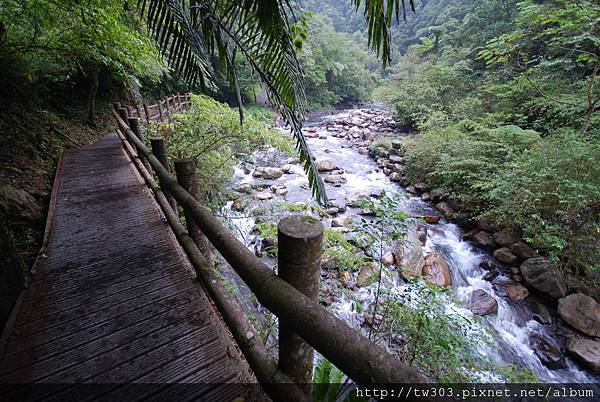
[381,252,394,267]
[494,279,529,301]
[421,192,431,202]
[235,183,252,194]
[493,247,519,265]
[469,289,498,316]
[321,254,338,270]
[253,191,272,201]
[329,199,347,212]
[476,218,500,233]
[388,154,403,164]
[529,332,566,370]
[331,217,346,227]
[252,166,283,179]
[324,174,347,185]
[282,164,295,174]
[414,181,428,193]
[232,199,248,212]
[423,215,440,224]
[339,270,352,286]
[357,265,377,287]
[389,172,402,181]
[391,139,403,149]
[358,147,369,155]
[316,159,336,172]
[509,242,535,259]
[430,189,443,202]
[394,230,424,279]
[520,257,567,299]
[275,188,288,196]
[558,293,600,337]
[423,252,452,287]
[493,231,520,247]
[566,337,600,372]
[472,231,497,249]
[435,202,455,218]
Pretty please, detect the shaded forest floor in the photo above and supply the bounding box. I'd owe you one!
[0,91,115,327]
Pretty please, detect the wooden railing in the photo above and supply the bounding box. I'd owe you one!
[112,94,428,400]
[115,93,191,123]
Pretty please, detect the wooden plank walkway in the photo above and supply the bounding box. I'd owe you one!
[0,134,249,399]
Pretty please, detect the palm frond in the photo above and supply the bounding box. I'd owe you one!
[352,0,415,67]
[137,0,328,205]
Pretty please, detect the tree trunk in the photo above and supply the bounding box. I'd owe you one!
[582,62,599,135]
[87,67,99,126]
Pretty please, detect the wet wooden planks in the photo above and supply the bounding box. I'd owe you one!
[0,134,247,398]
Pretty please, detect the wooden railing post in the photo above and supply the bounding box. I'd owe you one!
[150,137,178,215]
[136,104,144,122]
[157,101,164,122]
[173,159,210,256]
[128,117,151,172]
[118,107,129,124]
[277,215,323,386]
[164,96,171,120]
[143,103,151,122]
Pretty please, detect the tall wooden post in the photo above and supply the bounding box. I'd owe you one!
[175,92,182,111]
[174,159,210,256]
[163,96,171,121]
[128,117,151,172]
[151,137,178,215]
[143,103,151,122]
[136,105,144,123]
[118,107,129,124]
[277,215,323,387]
[157,101,164,122]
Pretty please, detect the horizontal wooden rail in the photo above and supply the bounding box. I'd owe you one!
[112,106,428,386]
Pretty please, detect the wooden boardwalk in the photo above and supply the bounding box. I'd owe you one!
[0,134,249,399]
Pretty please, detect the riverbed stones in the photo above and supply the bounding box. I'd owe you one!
[391,139,403,149]
[316,158,336,172]
[566,337,600,372]
[558,293,600,337]
[252,166,283,179]
[469,289,498,316]
[389,172,402,181]
[423,252,452,287]
[435,202,455,218]
[472,231,497,249]
[529,332,566,370]
[493,247,519,265]
[252,191,272,201]
[331,217,346,227]
[509,242,535,259]
[324,174,347,185]
[394,230,424,279]
[493,231,520,247]
[235,183,252,194]
[429,189,443,202]
[520,257,567,299]
[494,279,529,301]
[413,181,428,193]
[357,265,377,287]
[381,252,394,267]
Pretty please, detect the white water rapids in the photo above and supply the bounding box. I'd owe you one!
[220,108,598,383]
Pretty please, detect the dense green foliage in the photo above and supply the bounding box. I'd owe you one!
[149,94,292,208]
[0,0,165,122]
[299,14,379,110]
[376,0,600,275]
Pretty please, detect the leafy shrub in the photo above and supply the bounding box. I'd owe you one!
[484,135,600,270]
[150,94,292,208]
[367,138,392,157]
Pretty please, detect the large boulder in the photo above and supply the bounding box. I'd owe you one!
[423,252,452,287]
[394,230,424,279]
[252,166,283,179]
[566,337,600,372]
[469,289,498,316]
[472,231,497,249]
[357,265,377,287]
[316,159,336,172]
[435,202,455,218]
[493,247,519,265]
[509,242,535,259]
[529,332,566,370]
[324,174,347,185]
[493,278,529,301]
[520,257,567,299]
[558,293,600,337]
[493,231,520,247]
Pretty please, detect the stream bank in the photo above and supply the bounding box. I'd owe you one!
[218,106,599,382]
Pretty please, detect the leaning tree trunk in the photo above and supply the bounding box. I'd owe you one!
[87,67,99,126]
